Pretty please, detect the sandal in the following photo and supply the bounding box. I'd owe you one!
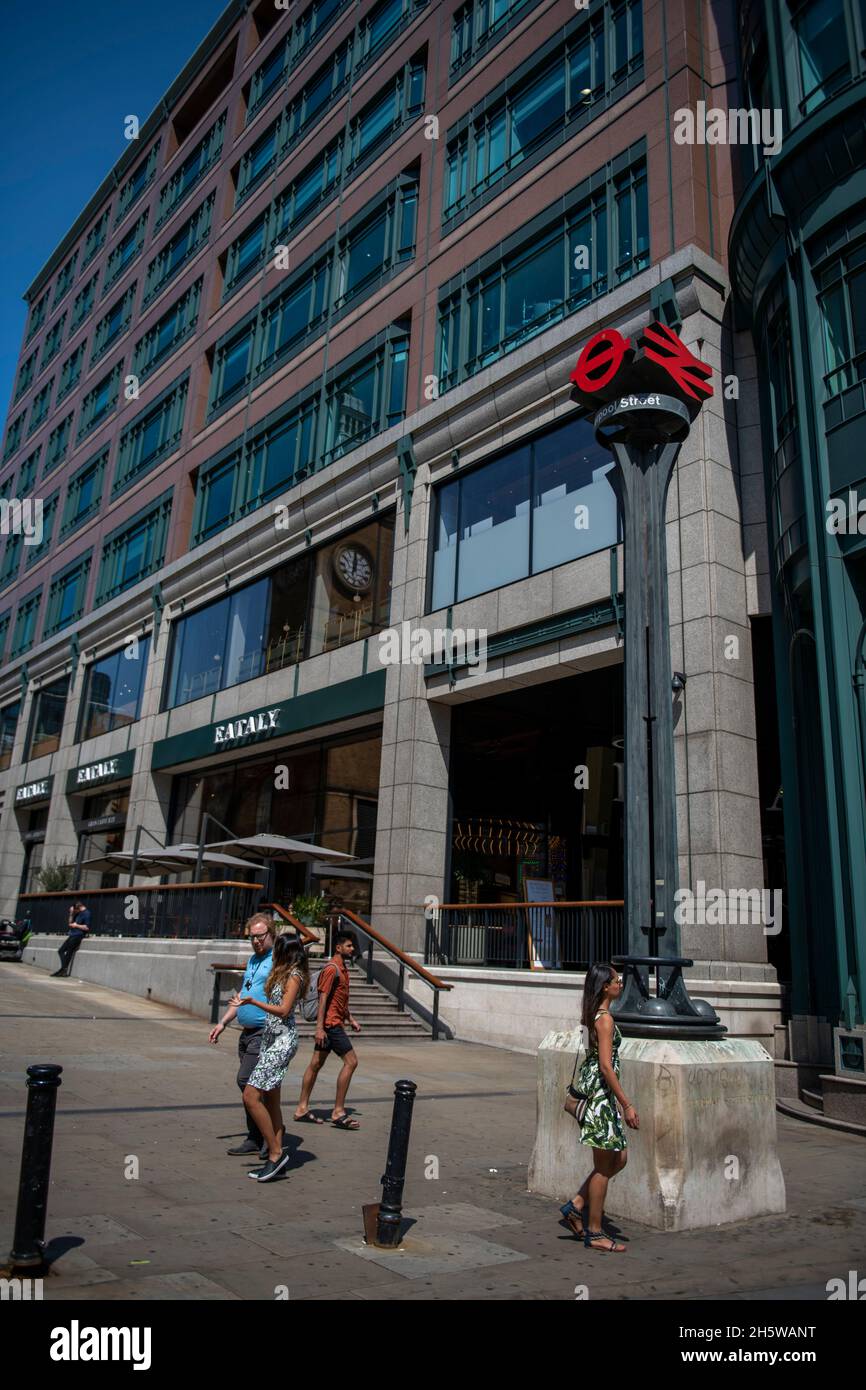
[294,1111,323,1124]
[331,1113,360,1129]
[584,1228,626,1253]
[559,1200,586,1237]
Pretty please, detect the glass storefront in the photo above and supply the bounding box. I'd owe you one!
[76,789,130,890]
[168,728,381,914]
[78,638,151,741]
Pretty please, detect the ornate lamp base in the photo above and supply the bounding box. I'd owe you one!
[611,955,727,1040]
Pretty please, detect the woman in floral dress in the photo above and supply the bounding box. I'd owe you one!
[560,962,640,1252]
[239,935,308,1183]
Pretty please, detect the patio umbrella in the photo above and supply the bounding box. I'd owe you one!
[207,834,355,864]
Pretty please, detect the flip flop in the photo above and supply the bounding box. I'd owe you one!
[331,1114,360,1129]
[294,1111,323,1124]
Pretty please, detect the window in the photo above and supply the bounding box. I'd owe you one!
[818,237,866,396]
[132,279,202,381]
[91,284,137,364]
[57,342,87,403]
[77,362,123,442]
[113,375,188,495]
[274,138,342,237]
[14,350,38,402]
[61,448,108,536]
[10,587,42,657]
[53,253,78,308]
[794,0,849,114]
[115,142,160,224]
[78,638,151,740]
[19,447,40,495]
[450,0,534,73]
[103,211,149,294]
[25,491,59,569]
[27,380,54,436]
[224,209,271,297]
[71,273,98,330]
[26,677,69,759]
[443,4,643,218]
[167,515,394,706]
[157,113,225,226]
[348,59,425,169]
[334,176,418,307]
[437,146,646,390]
[25,293,49,344]
[0,533,22,590]
[245,398,317,507]
[40,314,66,370]
[236,113,286,204]
[43,413,73,474]
[429,413,619,609]
[248,34,291,117]
[82,209,111,268]
[0,611,8,664]
[258,259,330,373]
[142,194,213,305]
[357,0,424,69]
[323,329,409,464]
[209,322,257,415]
[44,553,92,637]
[295,0,350,60]
[95,491,173,605]
[0,700,19,771]
[2,412,25,463]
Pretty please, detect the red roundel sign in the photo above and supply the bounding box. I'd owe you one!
[570,322,713,410]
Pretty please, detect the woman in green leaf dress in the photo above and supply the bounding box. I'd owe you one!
[560,963,640,1253]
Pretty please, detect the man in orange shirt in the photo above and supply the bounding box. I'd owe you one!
[294,932,362,1129]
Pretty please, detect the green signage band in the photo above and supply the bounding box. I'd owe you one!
[66,748,136,794]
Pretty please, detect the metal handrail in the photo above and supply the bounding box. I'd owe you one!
[329,906,451,1040]
[261,901,320,946]
[436,900,625,909]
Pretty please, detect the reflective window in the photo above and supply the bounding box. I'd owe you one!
[79,639,151,742]
[26,677,69,760]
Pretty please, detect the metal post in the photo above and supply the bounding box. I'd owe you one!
[375,1079,417,1247]
[432,990,440,1042]
[398,962,405,1009]
[366,937,374,985]
[9,1064,63,1269]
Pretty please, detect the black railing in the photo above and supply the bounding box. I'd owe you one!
[17,881,264,941]
[329,907,452,1039]
[424,902,625,970]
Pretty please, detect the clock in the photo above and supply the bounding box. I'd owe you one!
[332,542,374,594]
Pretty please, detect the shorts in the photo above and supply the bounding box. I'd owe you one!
[315,1024,354,1057]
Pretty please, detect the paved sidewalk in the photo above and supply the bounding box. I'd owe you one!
[1,963,864,1301]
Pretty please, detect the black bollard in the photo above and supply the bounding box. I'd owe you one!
[9,1064,63,1270]
[375,1078,417,1248]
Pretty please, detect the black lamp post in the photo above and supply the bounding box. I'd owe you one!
[571,321,725,1039]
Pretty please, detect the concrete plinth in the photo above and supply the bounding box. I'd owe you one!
[528,1029,786,1231]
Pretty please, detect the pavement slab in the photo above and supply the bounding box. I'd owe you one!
[1,962,865,1302]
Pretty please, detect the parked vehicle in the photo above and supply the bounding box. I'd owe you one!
[0,916,31,963]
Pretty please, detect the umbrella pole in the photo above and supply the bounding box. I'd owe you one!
[129,824,141,887]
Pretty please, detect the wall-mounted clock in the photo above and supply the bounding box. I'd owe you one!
[332,541,374,594]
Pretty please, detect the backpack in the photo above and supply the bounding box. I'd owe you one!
[300,962,339,1023]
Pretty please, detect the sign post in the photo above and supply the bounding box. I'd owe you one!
[570,321,724,1038]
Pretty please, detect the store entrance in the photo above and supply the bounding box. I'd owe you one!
[447,665,623,906]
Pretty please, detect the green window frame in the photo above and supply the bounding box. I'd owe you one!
[356,0,427,71]
[817,235,866,398]
[10,586,42,657]
[103,211,149,295]
[40,313,66,370]
[77,362,124,443]
[0,697,18,769]
[142,194,214,306]
[436,145,646,391]
[0,618,10,673]
[44,550,93,637]
[115,142,160,225]
[91,283,137,365]
[14,350,38,402]
[294,0,352,63]
[52,252,78,309]
[57,342,87,403]
[450,0,533,74]
[346,59,425,172]
[43,414,73,474]
[323,329,409,465]
[2,411,26,464]
[95,490,173,606]
[61,447,108,537]
[27,380,54,436]
[18,447,40,495]
[248,33,292,118]
[132,279,202,382]
[223,208,271,299]
[0,532,23,591]
[157,113,226,228]
[71,273,98,330]
[82,208,111,269]
[25,292,49,344]
[25,490,59,569]
[113,373,188,496]
[792,0,850,115]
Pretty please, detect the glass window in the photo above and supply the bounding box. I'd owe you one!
[503,233,564,346]
[532,418,617,569]
[510,66,565,163]
[79,638,151,741]
[197,454,241,543]
[224,580,269,687]
[26,677,69,759]
[341,214,389,299]
[95,493,172,605]
[795,0,849,113]
[457,445,531,599]
[308,515,394,656]
[0,701,19,771]
[63,449,107,535]
[168,594,230,705]
[265,554,309,672]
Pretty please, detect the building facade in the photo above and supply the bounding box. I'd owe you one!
[0,0,799,1052]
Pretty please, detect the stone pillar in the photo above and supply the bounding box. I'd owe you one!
[528,1028,786,1230]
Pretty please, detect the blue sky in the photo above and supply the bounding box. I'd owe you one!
[0,0,230,414]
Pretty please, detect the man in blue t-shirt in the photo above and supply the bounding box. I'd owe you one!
[52,901,91,978]
[208,913,275,1157]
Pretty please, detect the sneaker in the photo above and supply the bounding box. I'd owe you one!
[256,1152,291,1183]
[227,1140,260,1156]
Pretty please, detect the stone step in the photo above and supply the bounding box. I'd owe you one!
[776,1095,866,1137]
[800,1087,824,1111]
